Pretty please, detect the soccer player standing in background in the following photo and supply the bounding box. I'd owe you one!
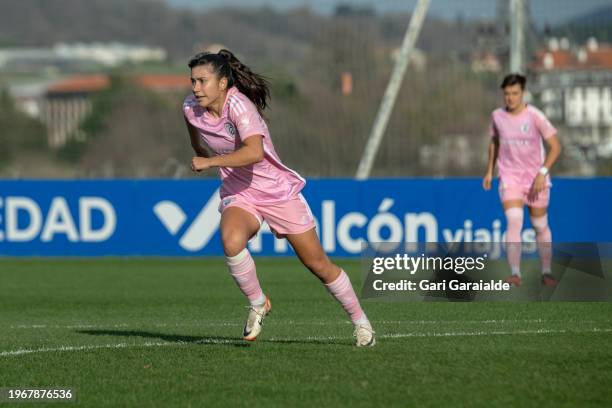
[183,49,375,346]
[483,74,562,286]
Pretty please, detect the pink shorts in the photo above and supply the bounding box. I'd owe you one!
[499,183,550,208]
[219,193,316,236]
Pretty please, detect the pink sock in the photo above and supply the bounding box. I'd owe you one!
[505,207,523,276]
[325,270,369,326]
[531,214,552,274]
[226,249,265,306]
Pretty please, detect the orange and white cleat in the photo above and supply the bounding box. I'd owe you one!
[505,274,522,287]
[243,296,271,341]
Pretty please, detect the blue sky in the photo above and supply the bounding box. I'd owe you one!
[165,0,612,26]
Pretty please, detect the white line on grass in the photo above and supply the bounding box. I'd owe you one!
[2,328,611,358]
[8,322,239,330]
[380,327,612,339]
[8,318,594,330]
[273,328,612,343]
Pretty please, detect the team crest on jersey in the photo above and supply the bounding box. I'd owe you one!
[224,122,236,136]
[521,123,530,134]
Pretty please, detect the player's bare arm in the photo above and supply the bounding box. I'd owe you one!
[483,136,499,191]
[191,134,264,172]
[184,116,212,158]
[532,134,562,194]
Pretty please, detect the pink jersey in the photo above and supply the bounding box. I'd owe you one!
[489,105,557,188]
[183,87,305,203]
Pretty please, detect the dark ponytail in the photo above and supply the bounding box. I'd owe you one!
[188,49,270,116]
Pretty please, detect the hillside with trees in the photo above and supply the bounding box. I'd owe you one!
[0,1,540,177]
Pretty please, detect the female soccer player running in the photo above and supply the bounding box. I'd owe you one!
[483,74,562,287]
[183,50,375,346]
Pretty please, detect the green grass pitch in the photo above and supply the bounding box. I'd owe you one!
[1,258,611,407]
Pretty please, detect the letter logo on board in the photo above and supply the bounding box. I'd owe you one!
[153,188,221,252]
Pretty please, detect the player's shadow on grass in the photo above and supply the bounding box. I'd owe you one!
[77,329,351,347]
[76,329,250,348]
